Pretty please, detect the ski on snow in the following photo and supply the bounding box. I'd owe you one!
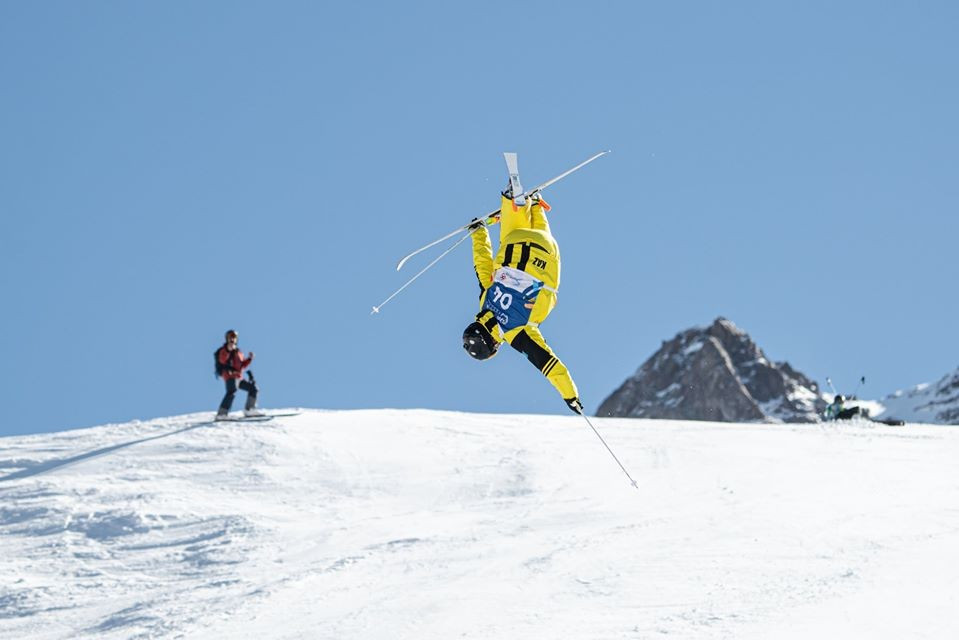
[214,412,300,423]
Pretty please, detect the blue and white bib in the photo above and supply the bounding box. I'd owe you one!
[483,267,551,332]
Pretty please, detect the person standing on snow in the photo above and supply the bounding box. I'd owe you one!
[461,186,583,415]
[215,329,261,419]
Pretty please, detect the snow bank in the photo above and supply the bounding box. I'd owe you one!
[1,410,958,639]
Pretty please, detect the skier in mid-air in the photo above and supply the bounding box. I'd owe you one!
[462,186,583,415]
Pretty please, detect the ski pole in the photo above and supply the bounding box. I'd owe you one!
[396,150,609,271]
[826,377,838,395]
[851,376,865,398]
[396,210,500,271]
[371,231,472,315]
[578,412,639,489]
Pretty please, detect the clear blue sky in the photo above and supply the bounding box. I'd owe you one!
[2,2,957,436]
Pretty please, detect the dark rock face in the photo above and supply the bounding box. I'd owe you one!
[597,318,824,423]
[940,372,959,423]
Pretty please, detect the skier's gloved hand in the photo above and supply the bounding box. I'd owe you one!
[565,397,584,415]
[468,217,484,231]
[529,192,551,211]
[501,181,513,199]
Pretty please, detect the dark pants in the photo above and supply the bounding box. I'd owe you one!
[219,378,258,413]
[837,406,863,420]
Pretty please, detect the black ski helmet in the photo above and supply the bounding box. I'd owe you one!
[834,394,844,404]
[462,321,499,360]
[225,329,238,341]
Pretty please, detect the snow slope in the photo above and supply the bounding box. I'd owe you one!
[2,410,958,639]
[875,367,959,425]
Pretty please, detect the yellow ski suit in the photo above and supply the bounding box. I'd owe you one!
[470,195,579,401]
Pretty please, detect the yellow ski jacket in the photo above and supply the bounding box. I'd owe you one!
[470,195,579,401]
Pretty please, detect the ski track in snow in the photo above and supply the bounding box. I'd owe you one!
[1,410,958,639]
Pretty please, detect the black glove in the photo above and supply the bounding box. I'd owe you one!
[467,217,484,231]
[501,181,513,199]
[565,397,584,415]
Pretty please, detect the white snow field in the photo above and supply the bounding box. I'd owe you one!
[1,409,958,639]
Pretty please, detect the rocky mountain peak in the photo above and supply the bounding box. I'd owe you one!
[597,318,823,423]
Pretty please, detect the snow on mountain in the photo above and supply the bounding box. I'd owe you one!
[2,409,959,639]
[875,367,959,425]
[598,318,824,423]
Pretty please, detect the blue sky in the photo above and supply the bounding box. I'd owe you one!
[2,2,957,436]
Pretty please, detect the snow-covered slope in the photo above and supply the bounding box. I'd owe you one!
[2,410,959,639]
[875,367,959,425]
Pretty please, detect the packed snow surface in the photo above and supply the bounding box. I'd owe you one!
[2,409,958,639]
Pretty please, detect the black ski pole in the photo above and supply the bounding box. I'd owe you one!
[851,375,865,399]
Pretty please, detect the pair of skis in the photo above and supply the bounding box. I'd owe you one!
[369,149,638,490]
[371,150,610,314]
[214,411,300,423]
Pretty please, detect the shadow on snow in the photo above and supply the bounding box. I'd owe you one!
[0,420,216,483]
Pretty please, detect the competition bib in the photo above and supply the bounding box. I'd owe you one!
[483,267,545,332]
